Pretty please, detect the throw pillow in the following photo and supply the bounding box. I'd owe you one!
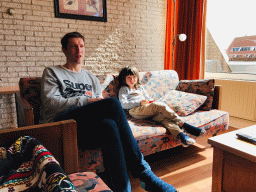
[176,79,215,111]
[157,90,207,116]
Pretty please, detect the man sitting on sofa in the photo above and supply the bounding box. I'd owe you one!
[39,31,177,192]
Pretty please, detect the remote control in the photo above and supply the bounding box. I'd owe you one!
[236,132,256,145]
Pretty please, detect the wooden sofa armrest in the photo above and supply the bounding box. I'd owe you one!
[212,85,221,110]
[0,119,78,175]
[15,92,35,127]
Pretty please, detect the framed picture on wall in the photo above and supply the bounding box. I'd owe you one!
[54,0,107,22]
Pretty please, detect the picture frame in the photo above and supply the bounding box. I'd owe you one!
[54,0,107,22]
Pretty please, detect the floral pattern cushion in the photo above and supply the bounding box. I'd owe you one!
[176,79,215,111]
[136,110,229,155]
[157,90,207,116]
[97,74,118,99]
[69,172,112,192]
[78,149,104,173]
[138,70,180,100]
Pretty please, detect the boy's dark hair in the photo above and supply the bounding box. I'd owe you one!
[118,66,141,89]
[61,32,84,49]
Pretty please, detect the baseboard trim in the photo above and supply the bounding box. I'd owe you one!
[229,116,256,129]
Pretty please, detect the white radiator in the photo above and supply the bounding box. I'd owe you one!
[216,79,256,121]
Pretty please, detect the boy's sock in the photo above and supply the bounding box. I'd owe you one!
[178,132,195,147]
[182,122,206,137]
[139,169,177,192]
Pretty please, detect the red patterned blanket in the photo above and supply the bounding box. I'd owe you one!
[0,136,76,192]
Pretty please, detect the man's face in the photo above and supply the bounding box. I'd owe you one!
[63,37,85,64]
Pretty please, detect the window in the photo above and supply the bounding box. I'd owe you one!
[232,47,240,52]
[206,0,256,80]
[240,47,250,51]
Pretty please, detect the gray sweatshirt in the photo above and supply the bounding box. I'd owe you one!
[118,86,153,110]
[39,65,102,124]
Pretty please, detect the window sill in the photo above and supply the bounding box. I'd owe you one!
[205,72,256,82]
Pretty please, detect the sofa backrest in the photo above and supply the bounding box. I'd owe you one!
[19,77,42,125]
[97,74,119,99]
[100,70,180,100]
[138,70,179,100]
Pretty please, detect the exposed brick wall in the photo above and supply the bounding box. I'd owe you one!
[0,0,167,129]
[0,94,17,129]
[0,0,167,86]
[206,29,231,73]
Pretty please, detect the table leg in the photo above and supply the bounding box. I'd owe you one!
[212,147,224,192]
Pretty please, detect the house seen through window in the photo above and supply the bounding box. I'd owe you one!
[206,0,256,79]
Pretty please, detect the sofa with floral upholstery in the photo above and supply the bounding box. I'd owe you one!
[15,70,229,173]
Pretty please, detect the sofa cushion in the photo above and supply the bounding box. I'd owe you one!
[176,79,215,111]
[78,149,104,173]
[138,70,180,100]
[69,172,112,191]
[127,109,228,141]
[128,109,229,155]
[157,90,207,116]
[97,74,119,99]
[180,109,228,127]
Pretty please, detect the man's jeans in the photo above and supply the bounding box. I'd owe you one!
[55,98,150,192]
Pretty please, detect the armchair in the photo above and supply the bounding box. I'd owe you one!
[0,119,112,191]
[0,119,78,174]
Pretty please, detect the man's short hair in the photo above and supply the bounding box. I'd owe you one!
[61,32,85,49]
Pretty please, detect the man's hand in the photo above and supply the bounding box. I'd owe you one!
[140,99,149,106]
[89,98,103,103]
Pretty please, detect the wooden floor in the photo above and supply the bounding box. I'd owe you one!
[130,127,237,192]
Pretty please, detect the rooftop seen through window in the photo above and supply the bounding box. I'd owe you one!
[206,0,256,78]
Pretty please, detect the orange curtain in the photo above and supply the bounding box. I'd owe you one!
[199,0,207,79]
[164,0,175,70]
[165,0,207,80]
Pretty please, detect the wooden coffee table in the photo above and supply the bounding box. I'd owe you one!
[208,125,256,192]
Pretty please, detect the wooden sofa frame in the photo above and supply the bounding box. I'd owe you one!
[15,77,222,127]
[0,119,78,175]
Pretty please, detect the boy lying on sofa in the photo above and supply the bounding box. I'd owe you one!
[118,66,206,147]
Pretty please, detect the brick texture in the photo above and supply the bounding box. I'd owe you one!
[0,0,167,129]
[0,94,17,129]
[206,29,231,73]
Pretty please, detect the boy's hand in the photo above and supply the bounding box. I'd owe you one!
[141,99,149,106]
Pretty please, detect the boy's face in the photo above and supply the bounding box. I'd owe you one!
[63,37,85,65]
[125,75,137,89]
